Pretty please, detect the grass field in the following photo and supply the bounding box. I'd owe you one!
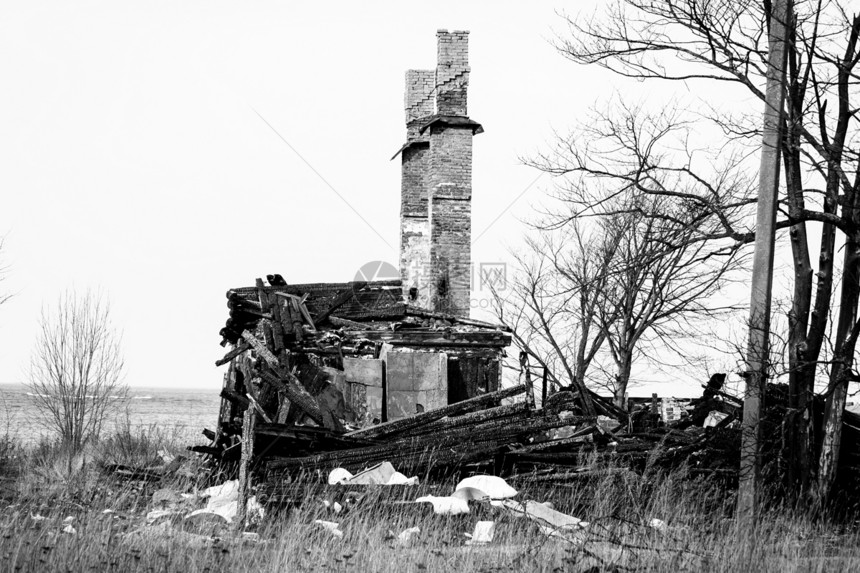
[1,428,859,572]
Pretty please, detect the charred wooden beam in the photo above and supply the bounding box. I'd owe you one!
[247,393,273,424]
[403,306,511,331]
[326,316,366,329]
[313,283,366,324]
[269,411,595,472]
[215,342,250,367]
[255,368,344,432]
[221,389,250,408]
[398,402,531,438]
[237,407,257,527]
[189,445,222,456]
[346,384,528,440]
[342,329,511,347]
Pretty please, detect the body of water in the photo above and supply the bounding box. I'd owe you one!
[0,384,221,445]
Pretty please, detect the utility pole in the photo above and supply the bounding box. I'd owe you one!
[737,0,792,526]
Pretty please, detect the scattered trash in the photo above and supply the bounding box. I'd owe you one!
[415,495,470,515]
[62,516,74,524]
[62,524,76,535]
[496,499,587,543]
[450,487,489,501]
[455,475,517,499]
[328,468,353,485]
[328,462,419,486]
[196,480,240,522]
[314,520,344,539]
[202,480,239,501]
[465,521,495,546]
[29,513,46,522]
[387,471,419,486]
[648,518,667,532]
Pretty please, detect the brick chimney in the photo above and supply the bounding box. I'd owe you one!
[397,30,482,317]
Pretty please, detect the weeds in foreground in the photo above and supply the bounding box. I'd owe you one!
[1,432,859,572]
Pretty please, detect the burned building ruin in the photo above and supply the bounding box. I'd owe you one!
[204,30,514,472]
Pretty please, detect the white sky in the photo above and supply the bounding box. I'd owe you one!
[0,0,759,396]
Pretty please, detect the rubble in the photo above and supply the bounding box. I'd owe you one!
[465,521,495,545]
[189,275,765,503]
[174,269,860,515]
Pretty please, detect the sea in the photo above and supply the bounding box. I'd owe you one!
[0,384,221,446]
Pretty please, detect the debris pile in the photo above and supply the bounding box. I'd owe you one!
[192,277,756,500]
[187,275,860,505]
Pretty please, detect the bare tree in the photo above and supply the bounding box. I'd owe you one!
[597,199,740,406]
[491,219,620,412]
[28,290,126,452]
[495,188,739,409]
[554,0,860,506]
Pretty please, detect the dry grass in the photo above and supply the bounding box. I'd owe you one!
[1,432,859,573]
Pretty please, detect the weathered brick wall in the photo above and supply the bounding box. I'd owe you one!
[400,69,435,293]
[435,30,469,116]
[405,69,435,136]
[400,144,429,218]
[428,125,472,316]
[399,30,475,317]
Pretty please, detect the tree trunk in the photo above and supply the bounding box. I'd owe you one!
[816,231,860,506]
[614,352,633,409]
[783,99,814,497]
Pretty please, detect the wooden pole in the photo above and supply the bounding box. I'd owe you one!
[541,367,548,408]
[737,0,791,526]
[237,408,257,529]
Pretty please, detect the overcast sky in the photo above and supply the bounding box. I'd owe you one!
[0,0,754,396]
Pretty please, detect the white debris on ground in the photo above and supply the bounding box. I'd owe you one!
[450,487,489,501]
[455,475,517,499]
[494,499,588,543]
[142,479,264,527]
[465,521,495,545]
[415,494,470,515]
[327,461,419,486]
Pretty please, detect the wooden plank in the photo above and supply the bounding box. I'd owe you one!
[237,407,257,528]
[256,278,276,350]
[221,388,250,408]
[246,393,273,424]
[404,306,511,331]
[289,297,304,343]
[215,342,250,367]
[327,316,365,328]
[275,292,317,331]
[341,329,511,347]
[256,368,341,432]
[313,283,366,324]
[269,294,286,352]
[346,383,528,440]
[241,330,280,369]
